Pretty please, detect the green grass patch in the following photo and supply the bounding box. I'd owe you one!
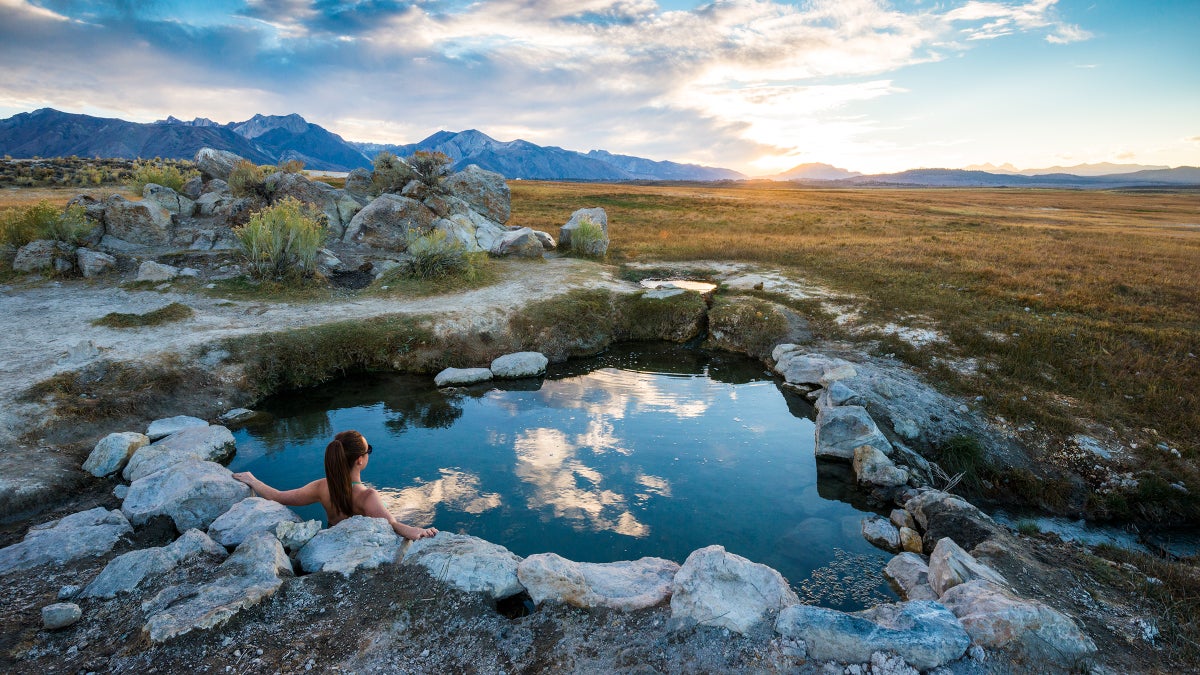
[371,252,497,297]
[707,295,791,358]
[92,302,194,328]
[23,354,208,423]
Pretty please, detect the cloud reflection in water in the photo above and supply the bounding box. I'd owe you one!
[377,468,501,525]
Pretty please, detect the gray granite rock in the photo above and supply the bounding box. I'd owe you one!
[927,537,1008,596]
[434,367,493,387]
[559,207,608,256]
[905,490,1005,553]
[274,519,321,553]
[124,425,236,482]
[443,164,511,224]
[518,553,678,611]
[862,516,902,552]
[890,508,916,530]
[207,497,302,548]
[105,197,173,247]
[76,248,117,278]
[122,460,251,533]
[404,532,523,599]
[490,352,548,379]
[491,227,544,258]
[82,432,149,478]
[82,529,226,599]
[853,445,909,488]
[815,405,892,460]
[670,545,798,634]
[883,552,938,602]
[42,603,82,630]
[146,415,208,441]
[297,516,402,576]
[13,239,75,273]
[195,148,244,181]
[772,349,857,387]
[143,183,195,216]
[0,508,131,574]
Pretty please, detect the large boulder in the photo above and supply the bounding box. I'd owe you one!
[443,165,511,224]
[434,367,493,387]
[195,148,245,181]
[518,553,679,611]
[772,348,858,388]
[297,516,402,576]
[939,580,1097,666]
[147,415,208,440]
[180,176,204,200]
[344,167,372,198]
[207,497,302,548]
[142,532,292,643]
[81,529,226,599]
[927,537,1008,596]
[853,445,909,488]
[14,240,76,273]
[194,191,240,218]
[904,490,1006,553]
[775,600,970,670]
[122,460,252,532]
[265,171,362,238]
[76,248,117,278]
[403,532,523,599]
[0,507,132,574]
[706,296,811,360]
[490,352,548,379]
[342,193,437,250]
[670,545,798,634]
[861,516,901,553]
[491,227,544,258]
[815,405,892,460]
[103,195,173,247]
[559,207,609,256]
[143,183,195,216]
[136,260,180,282]
[82,431,149,478]
[883,552,938,601]
[123,425,236,482]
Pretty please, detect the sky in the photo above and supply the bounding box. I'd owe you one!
[0,0,1197,175]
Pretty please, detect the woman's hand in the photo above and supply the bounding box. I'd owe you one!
[399,524,439,540]
[232,471,257,487]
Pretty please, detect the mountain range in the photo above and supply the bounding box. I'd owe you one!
[1,108,1196,186]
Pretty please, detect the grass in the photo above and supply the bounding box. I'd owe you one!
[235,197,325,280]
[371,252,498,297]
[1,200,92,247]
[0,185,139,210]
[22,354,207,423]
[91,302,194,328]
[707,295,793,359]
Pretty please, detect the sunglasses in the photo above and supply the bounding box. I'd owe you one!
[366,444,373,455]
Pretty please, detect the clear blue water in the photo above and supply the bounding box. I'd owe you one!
[230,344,896,610]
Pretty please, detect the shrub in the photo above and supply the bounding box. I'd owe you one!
[568,216,606,257]
[278,159,305,174]
[402,229,477,280]
[234,197,325,281]
[0,201,93,247]
[370,152,414,196]
[409,150,453,191]
[228,160,270,199]
[128,161,198,192]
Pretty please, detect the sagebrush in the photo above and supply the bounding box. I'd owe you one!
[0,200,92,247]
[127,161,199,193]
[234,197,325,281]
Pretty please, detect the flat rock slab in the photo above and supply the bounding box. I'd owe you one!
[83,529,226,599]
[670,545,798,634]
[928,537,1008,596]
[939,580,1097,666]
[147,415,209,441]
[297,516,402,577]
[815,405,892,460]
[83,432,149,478]
[143,532,292,643]
[124,425,236,482]
[490,352,548,379]
[405,532,523,599]
[434,367,494,388]
[772,348,857,387]
[122,460,252,533]
[0,507,131,575]
[775,600,970,670]
[518,553,679,611]
[207,497,302,548]
[883,553,938,602]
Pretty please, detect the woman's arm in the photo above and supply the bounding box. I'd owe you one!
[233,472,323,507]
[358,488,439,540]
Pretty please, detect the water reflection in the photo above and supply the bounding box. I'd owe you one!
[377,468,501,524]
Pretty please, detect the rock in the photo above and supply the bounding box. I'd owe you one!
[905,491,1005,553]
[490,352,548,379]
[149,414,215,441]
[202,178,232,196]
[890,508,915,530]
[853,445,909,488]
[82,529,226,599]
[195,148,245,181]
[939,580,1097,665]
[815,406,892,460]
[82,431,149,477]
[143,183,195,216]
[180,176,204,200]
[142,532,292,643]
[434,367,493,387]
[58,584,81,600]
[883,553,938,601]
[297,516,402,576]
[42,603,82,630]
[862,517,901,552]
[113,484,128,500]
[344,168,372,198]
[927,537,1008,596]
[104,196,173,247]
[13,240,76,273]
[893,418,921,441]
[825,380,860,406]
[404,532,523,599]
[491,227,544,258]
[532,229,556,250]
[76,248,117,278]
[559,207,609,255]
[0,507,132,574]
[775,601,970,670]
[443,165,511,224]
[136,260,180,282]
[122,460,252,533]
[518,553,679,611]
[68,193,107,222]
[900,527,923,554]
[644,288,684,299]
[124,425,236,482]
[772,350,857,387]
[217,408,257,425]
[705,296,811,359]
[274,519,321,553]
[670,545,798,634]
[265,171,356,235]
[341,193,437,250]
[194,191,239,217]
[207,497,302,548]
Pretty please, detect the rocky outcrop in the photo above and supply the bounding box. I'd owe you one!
[883,553,938,601]
[0,507,132,574]
[774,601,970,670]
[122,460,251,532]
[342,194,437,250]
[142,532,292,643]
[490,352,548,379]
[443,165,510,224]
[518,553,679,611]
[706,296,812,360]
[772,348,857,389]
[13,240,76,274]
[434,367,493,387]
[927,537,1008,596]
[103,196,173,247]
[404,532,523,599]
[143,183,195,216]
[82,431,149,478]
[297,516,402,576]
[123,425,236,482]
[82,529,226,599]
[76,248,116,278]
[815,405,892,460]
[147,415,209,440]
[670,545,798,634]
[195,148,244,181]
[559,207,609,255]
[207,497,302,548]
[265,171,364,239]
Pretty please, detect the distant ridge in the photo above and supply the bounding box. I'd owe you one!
[772,162,860,181]
[838,167,1200,188]
[964,161,1172,177]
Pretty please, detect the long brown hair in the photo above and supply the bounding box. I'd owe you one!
[324,430,369,518]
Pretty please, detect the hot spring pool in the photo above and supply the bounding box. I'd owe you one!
[229,344,897,610]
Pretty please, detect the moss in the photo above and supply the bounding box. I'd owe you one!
[91,302,194,328]
[23,355,209,423]
[706,295,792,359]
[508,288,620,362]
[616,291,707,342]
